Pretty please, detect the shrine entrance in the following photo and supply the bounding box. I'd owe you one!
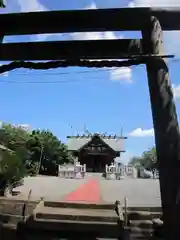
[92,155,101,172]
[82,153,112,173]
[77,134,116,172]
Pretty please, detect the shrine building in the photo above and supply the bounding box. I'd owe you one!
[67,133,126,172]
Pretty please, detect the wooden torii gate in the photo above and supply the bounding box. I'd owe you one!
[1,7,180,239]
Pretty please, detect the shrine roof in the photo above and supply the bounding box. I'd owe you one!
[67,134,126,152]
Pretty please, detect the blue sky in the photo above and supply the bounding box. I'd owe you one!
[0,0,180,162]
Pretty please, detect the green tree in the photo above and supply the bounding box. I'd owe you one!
[0,150,27,196]
[129,156,142,167]
[0,123,31,164]
[141,147,157,170]
[0,0,5,8]
[0,124,30,195]
[129,147,157,170]
[27,129,73,175]
[0,122,73,185]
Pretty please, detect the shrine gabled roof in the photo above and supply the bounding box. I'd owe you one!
[67,134,126,152]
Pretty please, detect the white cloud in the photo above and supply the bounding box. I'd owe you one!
[0,71,8,77]
[129,128,154,137]
[13,1,120,42]
[72,2,129,82]
[70,2,118,41]
[12,123,32,132]
[110,67,132,82]
[2,72,8,77]
[128,0,179,7]
[128,0,180,56]
[85,2,97,9]
[71,2,130,83]
[0,121,32,132]
[128,1,135,7]
[17,0,47,12]
[16,0,119,42]
[17,0,62,41]
[172,84,180,99]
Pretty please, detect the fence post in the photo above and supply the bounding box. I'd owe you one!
[124,196,128,227]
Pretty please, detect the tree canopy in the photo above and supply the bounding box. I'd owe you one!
[0,0,5,8]
[27,129,74,175]
[0,122,73,195]
[0,150,27,193]
[0,123,30,164]
[129,147,158,170]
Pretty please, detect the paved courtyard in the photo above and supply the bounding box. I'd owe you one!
[12,175,161,206]
[100,178,160,206]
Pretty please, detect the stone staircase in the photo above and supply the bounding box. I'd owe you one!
[0,199,38,224]
[0,198,39,240]
[126,207,162,239]
[27,201,162,239]
[85,172,103,178]
[0,198,162,239]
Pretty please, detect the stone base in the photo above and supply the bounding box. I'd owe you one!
[106,173,116,180]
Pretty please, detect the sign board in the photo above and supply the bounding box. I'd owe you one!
[84,145,107,153]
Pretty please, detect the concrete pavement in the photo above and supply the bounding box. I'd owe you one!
[11,175,161,206]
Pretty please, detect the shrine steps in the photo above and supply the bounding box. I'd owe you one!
[0,199,163,239]
[35,206,161,222]
[30,201,162,239]
[43,200,162,212]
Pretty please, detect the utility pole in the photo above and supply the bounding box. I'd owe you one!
[38,143,44,175]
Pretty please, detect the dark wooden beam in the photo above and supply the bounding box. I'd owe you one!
[0,8,180,36]
[142,16,180,239]
[0,39,141,61]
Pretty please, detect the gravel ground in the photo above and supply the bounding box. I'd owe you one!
[11,175,161,206]
[12,176,87,201]
[100,178,161,206]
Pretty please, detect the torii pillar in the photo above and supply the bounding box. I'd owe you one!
[142,16,180,239]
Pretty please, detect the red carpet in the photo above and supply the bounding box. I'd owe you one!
[64,178,102,203]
